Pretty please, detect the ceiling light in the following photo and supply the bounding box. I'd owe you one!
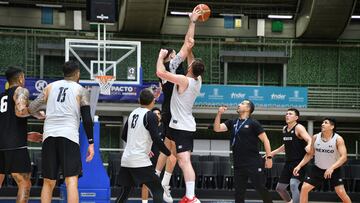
[36,4,62,8]
[170,11,190,16]
[219,13,244,17]
[268,14,293,19]
[0,1,9,4]
[351,15,360,19]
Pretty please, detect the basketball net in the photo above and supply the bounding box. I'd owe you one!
[95,75,115,95]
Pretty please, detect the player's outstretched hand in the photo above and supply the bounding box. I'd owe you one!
[86,143,95,162]
[189,6,201,22]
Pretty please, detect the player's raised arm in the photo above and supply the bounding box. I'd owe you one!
[213,106,229,132]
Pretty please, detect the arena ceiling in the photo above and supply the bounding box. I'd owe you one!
[2,0,360,38]
[4,0,360,18]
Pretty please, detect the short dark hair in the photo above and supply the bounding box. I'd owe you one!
[63,61,80,77]
[151,107,161,113]
[242,99,255,114]
[191,59,205,78]
[288,108,300,117]
[164,48,175,59]
[5,66,23,83]
[323,117,336,131]
[139,88,154,105]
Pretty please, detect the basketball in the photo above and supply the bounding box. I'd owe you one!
[194,4,211,22]
[27,132,43,143]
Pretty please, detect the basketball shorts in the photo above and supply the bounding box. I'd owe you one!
[304,165,344,188]
[117,165,159,186]
[42,137,82,180]
[0,148,31,174]
[168,128,194,153]
[278,160,307,184]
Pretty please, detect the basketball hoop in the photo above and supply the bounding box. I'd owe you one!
[95,75,115,95]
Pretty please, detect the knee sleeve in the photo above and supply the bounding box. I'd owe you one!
[276,182,291,202]
[290,178,301,203]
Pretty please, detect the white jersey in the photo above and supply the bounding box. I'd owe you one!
[121,107,153,168]
[314,133,340,170]
[43,80,84,144]
[169,77,201,132]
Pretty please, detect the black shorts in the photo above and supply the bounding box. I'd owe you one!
[42,137,82,180]
[168,128,194,153]
[278,160,307,184]
[161,112,172,139]
[150,145,160,165]
[304,165,344,188]
[117,165,159,186]
[0,148,31,174]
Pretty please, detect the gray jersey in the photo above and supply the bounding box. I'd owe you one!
[121,107,153,168]
[43,80,84,144]
[169,77,201,132]
[314,133,340,170]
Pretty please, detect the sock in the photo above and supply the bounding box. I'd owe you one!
[185,181,195,199]
[161,171,172,186]
[142,200,148,203]
[155,170,161,177]
[287,200,293,203]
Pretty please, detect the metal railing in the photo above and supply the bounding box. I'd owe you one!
[308,86,360,109]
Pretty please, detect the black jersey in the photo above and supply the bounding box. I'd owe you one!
[283,124,307,162]
[0,86,28,150]
[225,118,265,166]
[160,61,185,115]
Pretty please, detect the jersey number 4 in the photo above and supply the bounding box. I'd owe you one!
[0,95,8,113]
[57,87,68,102]
[131,114,139,128]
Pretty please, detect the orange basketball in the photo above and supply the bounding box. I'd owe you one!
[194,4,211,22]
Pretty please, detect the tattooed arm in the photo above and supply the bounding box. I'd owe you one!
[14,87,30,117]
[28,85,50,117]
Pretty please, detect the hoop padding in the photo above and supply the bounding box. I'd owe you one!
[95,76,115,95]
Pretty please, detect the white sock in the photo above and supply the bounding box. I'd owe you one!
[287,200,293,203]
[185,181,195,199]
[142,200,148,203]
[162,171,172,186]
[155,170,161,177]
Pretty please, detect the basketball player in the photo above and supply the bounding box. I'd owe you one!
[116,88,171,203]
[293,118,351,203]
[0,67,35,203]
[213,100,273,203]
[141,107,164,203]
[28,61,95,203]
[156,38,204,203]
[154,7,201,203]
[270,108,312,203]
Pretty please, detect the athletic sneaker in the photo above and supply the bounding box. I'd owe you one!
[162,185,173,203]
[179,196,201,203]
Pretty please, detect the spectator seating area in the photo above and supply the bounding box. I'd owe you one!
[1,152,360,195]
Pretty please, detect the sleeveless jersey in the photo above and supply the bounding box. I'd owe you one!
[0,86,28,150]
[160,54,185,115]
[121,107,153,168]
[283,124,307,161]
[314,133,340,170]
[43,80,84,144]
[169,77,201,132]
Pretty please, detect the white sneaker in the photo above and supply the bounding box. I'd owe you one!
[162,185,173,203]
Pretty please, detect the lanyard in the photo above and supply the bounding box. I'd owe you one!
[232,118,248,146]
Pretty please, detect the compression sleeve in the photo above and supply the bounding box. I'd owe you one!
[80,105,94,144]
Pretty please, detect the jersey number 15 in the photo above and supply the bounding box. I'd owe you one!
[57,87,68,102]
